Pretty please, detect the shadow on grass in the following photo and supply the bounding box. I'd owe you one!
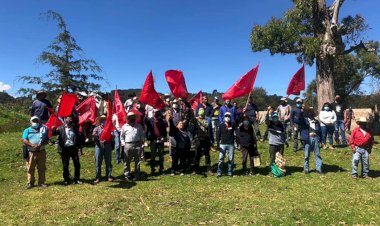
[108,181,137,189]
[323,163,347,174]
[370,170,380,178]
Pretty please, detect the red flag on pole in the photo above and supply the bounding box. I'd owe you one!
[57,93,78,117]
[165,70,189,99]
[113,89,127,127]
[140,71,166,110]
[76,96,97,125]
[100,99,114,142]
[45,108,63,138]
[189,90,203,110]
[222,65,259,100]
[286,64,305,96]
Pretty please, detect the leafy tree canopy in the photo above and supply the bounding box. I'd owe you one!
[19,10,105,96]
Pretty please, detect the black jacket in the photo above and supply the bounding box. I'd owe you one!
[217,123,235,145]
[237,125,256,148]
[53,125,82,150]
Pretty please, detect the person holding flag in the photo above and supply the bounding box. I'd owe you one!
[92,115,114,184]
[52,116,83,185]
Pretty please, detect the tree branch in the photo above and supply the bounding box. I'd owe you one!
[329,0,345,26]
[342,41,367,55]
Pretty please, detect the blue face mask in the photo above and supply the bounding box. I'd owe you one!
[324,106,330,111]
[296,103,302,108]
[31,123,39,129]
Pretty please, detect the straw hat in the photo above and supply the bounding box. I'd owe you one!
[356,117,368,123]
[127,112,136,117]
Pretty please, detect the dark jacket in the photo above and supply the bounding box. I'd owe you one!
[53,125,82,150]
[217,123,235,145]
[146,117,167,142]
[290,107,306,126]
[301,118,322,141]
[169,118,190,149]
[237,125,257,148]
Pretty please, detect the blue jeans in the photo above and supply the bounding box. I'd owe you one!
[95,144,113,179]
[321,125,334,145]
[334,120,347,144]
[352,147,370,177]
[304,137,322,172]
[113,130,122,163]
[217,144,234,176]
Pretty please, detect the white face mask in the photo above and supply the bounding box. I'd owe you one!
[225,117,231,123]
[31,123,40,129]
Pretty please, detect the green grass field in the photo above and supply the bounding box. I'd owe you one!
[1,123,380,225]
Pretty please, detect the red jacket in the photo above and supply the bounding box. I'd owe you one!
[350,127,374,151]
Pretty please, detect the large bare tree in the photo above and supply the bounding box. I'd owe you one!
[250,0,378,109]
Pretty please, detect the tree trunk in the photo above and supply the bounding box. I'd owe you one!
[316,53,335,110]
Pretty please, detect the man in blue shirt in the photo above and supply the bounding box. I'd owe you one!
[22,116,49,189]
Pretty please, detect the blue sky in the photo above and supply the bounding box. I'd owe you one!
[0,0,379,97]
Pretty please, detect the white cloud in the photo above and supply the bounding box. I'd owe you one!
[0,82,11,92]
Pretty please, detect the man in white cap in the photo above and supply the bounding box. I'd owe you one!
[120,112,145,181]
[22,116,49,189]
[277,97,292,142]
[216,112,235,177]
[350,117,374,179]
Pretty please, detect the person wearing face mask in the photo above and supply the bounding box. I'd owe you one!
[146,110,167,175]
[219,99,238,126]
[332,95,347,145]
[191,107,213,175]
[22,116,49,189]
[302,108,323,174]
[237,115,258,176]
[92,115,114,184]
[350,117,373,179]
[277,97,292,142]
[266,112,286,175]
[318,102,337,150]
[290,98,306,152]
[52,116,83,185]
[120,112,145,181]
[216,112,235,177]
[196,96,214,144]
[167,111,191,176]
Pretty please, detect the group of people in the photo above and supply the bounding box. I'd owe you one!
[21,91,373,189]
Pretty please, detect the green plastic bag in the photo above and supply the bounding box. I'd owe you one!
[271,163,285,177]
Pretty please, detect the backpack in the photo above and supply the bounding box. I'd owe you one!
[271,163,285,177]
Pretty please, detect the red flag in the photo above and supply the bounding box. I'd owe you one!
[76,96,97,125]
[165,70,189,99]
[140,71,166,110]
[100,99,114,141]
[222,65,259,100]
[45,108,63,138]
[57,93,78,117]
[189,90,203,110]
[286,64,305,96]
[113,89,127,127]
